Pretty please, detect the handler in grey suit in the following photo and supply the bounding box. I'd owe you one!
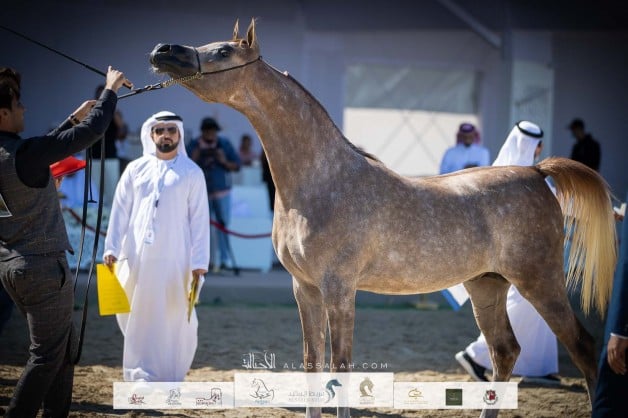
[592,191,628,417]
[0,66,128,418]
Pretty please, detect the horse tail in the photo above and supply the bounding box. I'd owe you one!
[536,157,617,315]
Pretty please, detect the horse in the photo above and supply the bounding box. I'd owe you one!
[149,19,617,418]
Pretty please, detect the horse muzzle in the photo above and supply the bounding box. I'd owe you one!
[150,43,198,76]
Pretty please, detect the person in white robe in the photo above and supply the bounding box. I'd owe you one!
[439,123,490,174]
[103,111,210,382]
[452,121,560,385]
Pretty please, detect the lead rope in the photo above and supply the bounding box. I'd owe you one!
[74,138,106,364]
[116,72,203,99]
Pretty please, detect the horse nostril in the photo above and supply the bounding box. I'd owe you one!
[156,44,171,53]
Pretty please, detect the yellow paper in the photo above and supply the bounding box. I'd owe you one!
[96,263,131,316]
[187,273,202,322]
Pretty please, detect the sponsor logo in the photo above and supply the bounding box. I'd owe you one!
[445,388,463,406]
[483,389,498,405]
[405,387,429,406]
[358,376,375,405]
[128,393,145,405]
[325,379,342,403]
[165,388,181,406]
[196,387,223,406]
[250,378,274,404]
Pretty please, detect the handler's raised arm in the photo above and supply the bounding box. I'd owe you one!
[105,66,132,93]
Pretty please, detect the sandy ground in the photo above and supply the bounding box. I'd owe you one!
[0,268,603,418]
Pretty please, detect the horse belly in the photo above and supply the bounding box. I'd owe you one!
[357,276,465,295]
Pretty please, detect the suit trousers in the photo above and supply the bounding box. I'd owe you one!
[0,253,77,418]
[592,345,628,417]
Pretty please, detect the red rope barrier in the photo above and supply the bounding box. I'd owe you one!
[63,207,106,237]
[62,207,272,239]
[210,219,272,239]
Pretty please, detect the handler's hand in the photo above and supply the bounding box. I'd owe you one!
[192,268,207,276]
[104,66,132,92]
[70,100,97,122]
[607,334,628,375]
[103,254,117,268]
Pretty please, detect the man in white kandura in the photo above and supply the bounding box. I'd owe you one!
[451,121,560,386]
[103,111,210,382]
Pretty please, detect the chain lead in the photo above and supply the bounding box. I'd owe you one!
[162,72,203,87]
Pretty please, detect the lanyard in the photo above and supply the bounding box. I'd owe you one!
[144,156,177,244]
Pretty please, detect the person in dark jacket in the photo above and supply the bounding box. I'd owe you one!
[187,117,241,271]
[0,65,129,418]
[0,155,87,337]
[568,118,601,171]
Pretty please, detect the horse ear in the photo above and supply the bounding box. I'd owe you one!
[246,18,257,49]
[232,19,240,41]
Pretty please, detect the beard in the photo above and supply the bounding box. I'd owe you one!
[156,140,179,153]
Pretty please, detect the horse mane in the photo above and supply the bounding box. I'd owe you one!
[282,71,380,162]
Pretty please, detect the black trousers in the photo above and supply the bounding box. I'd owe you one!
[0,254,77,418]
[592,345,628,418]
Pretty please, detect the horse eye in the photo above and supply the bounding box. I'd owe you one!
[220,49,230,57]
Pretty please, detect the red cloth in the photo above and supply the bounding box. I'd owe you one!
[50,156,86,179]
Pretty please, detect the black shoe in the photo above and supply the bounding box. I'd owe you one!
[455,351,488,382]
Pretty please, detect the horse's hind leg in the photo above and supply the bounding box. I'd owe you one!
[293,277,327,418]
[515,269,597,403]
[465,273,519,418]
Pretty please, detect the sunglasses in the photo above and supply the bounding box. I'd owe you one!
[152,126,178,135]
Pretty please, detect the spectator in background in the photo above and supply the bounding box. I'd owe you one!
[439,123,490,174]
[260,149,275,212]
[113,110,130,175]
[568,118,601,171]
[188,117,241,272]
[54,153,100,208]
[238,133,258,166]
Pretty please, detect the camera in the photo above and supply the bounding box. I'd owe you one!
[199,148,217,158]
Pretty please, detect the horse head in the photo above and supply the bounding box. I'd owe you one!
[149,18,260,103]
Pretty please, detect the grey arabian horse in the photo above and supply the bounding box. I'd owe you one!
[150,20,617,418]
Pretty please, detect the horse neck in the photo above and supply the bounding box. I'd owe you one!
[227,63,356,191]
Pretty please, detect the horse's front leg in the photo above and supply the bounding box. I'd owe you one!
[293,277,327,418]
[323,274,356,418]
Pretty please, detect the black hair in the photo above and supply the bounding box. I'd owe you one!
[0,67,21,110]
